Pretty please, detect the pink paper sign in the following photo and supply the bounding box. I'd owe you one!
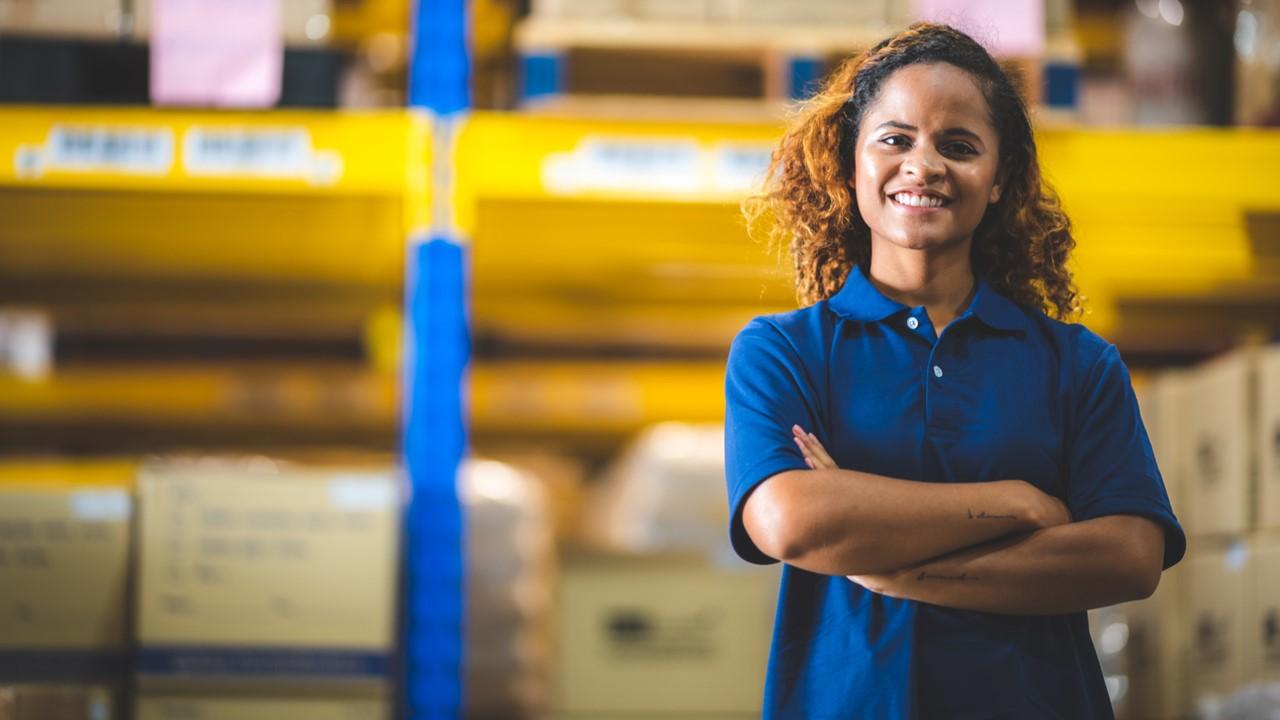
[912,0,1046,57]
[150,0,283,108]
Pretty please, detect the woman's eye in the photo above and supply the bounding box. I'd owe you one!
[881,135,910,147]
[945,142,977,156]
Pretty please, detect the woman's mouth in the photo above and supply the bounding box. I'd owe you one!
[889,192,949,209]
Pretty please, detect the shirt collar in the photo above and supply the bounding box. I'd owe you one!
[827,265,1028,332]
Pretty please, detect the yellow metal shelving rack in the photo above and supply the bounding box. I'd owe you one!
[3,106,1278,441]
[0,107,431,442]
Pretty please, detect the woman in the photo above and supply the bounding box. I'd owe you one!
[724,23,1184,719]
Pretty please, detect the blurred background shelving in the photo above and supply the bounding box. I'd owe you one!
[2,0,1280,718]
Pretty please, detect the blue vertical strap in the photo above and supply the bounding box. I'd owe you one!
[406,0,470,718]
[1043,60,1080,109]
[403,235,468,720]
[410,0,470,114]
[788,55,825,101]
[520,51,566,103]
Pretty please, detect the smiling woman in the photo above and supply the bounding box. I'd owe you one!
[727,22,1185,720]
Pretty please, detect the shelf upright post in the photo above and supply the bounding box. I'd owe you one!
[404,1,470,718]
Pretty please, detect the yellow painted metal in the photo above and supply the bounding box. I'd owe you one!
[469,361,727,435]
[453,112,784,233]
[0,365,398,427]
[0,106,429,197]
[0,458,137,488]
[459,113,1280,337]
[0,361,726,437]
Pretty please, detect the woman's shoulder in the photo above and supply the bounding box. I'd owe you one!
[730,302,834,363]
[1021,308,1120,373]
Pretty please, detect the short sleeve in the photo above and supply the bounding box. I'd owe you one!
[1066,342,1186,569]
[724,318,823,565]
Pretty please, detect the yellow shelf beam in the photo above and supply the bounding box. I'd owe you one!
[0,107,431,199]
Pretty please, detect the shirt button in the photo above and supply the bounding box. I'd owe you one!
[907,317,920,330]
[933,365,943,378]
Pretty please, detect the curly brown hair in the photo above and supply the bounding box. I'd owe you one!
[742,22,1080,320]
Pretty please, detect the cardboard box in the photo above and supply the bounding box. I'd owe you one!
[0,685,115,720]
[132,0,333,47]
[1137,371,1189,516]
[1259,346,1280,531]
[553,550,778,715]
[135,460,400,684]
[0,461,133,683]
[1186,543,1249,706]
[1243,535,1280,684]
[1182,350,1254,538]
[0,0,121,38]
[135,693,387,720]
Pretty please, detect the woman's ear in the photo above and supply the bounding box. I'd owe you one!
[989,184,1001,204]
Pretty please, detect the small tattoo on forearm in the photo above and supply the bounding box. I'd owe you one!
[967,508,1016,520]
[916,571,979,583]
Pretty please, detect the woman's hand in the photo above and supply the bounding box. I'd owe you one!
[792,424,838,470]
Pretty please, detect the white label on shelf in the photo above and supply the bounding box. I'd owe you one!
[70,490,132,521]
[41,125,175,175]
[711,142,773,193]
[0,309,52,381]
[543,136,702,195]
[183,127,341,184]
[329,476,396,511]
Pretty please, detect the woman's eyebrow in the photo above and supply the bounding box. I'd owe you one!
[874,121,982,142]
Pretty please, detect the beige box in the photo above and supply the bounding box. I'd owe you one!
[1137,370,1189,515]
[1259,346,1280,531]
[1243,535,1280,684]
[132,0,333,47]
[0,0,122,38]
[135,693,387,720]
[0,685,115,720]
[1186,543,1249,706]
[1182,350,1254,538]
[136,461,400,681]
[553,551,778,715]
[0,461,133,680]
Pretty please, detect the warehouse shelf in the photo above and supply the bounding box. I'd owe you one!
[0,360,726,440]
[0,106,431,200]
[459,113,1280,342]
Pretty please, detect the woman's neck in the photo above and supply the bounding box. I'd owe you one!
[867,246,976,331]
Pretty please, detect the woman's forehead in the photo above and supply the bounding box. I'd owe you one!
[863,63,994,133]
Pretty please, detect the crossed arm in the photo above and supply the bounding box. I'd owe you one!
[740,426,1166,615]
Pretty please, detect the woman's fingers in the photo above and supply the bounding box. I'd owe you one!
[792,425,838,470]
[805,432,837,468]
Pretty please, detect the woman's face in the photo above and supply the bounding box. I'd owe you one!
[851,62,1003,257]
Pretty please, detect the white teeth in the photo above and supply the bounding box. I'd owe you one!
[892,192,943,208]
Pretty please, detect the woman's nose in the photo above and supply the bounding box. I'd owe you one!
[902,149,943,180]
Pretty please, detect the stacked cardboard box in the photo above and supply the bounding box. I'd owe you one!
[553,550,778,717]
[0,460,134,719]
[134,459,400,718]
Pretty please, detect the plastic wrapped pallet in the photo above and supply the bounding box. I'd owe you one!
[460,458,556,720]
[580,422,731,562]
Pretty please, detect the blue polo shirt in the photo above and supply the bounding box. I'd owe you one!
[724,265,1186,719]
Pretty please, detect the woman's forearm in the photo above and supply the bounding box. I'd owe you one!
[742,468,1067,576]
[849,515,1166,615]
